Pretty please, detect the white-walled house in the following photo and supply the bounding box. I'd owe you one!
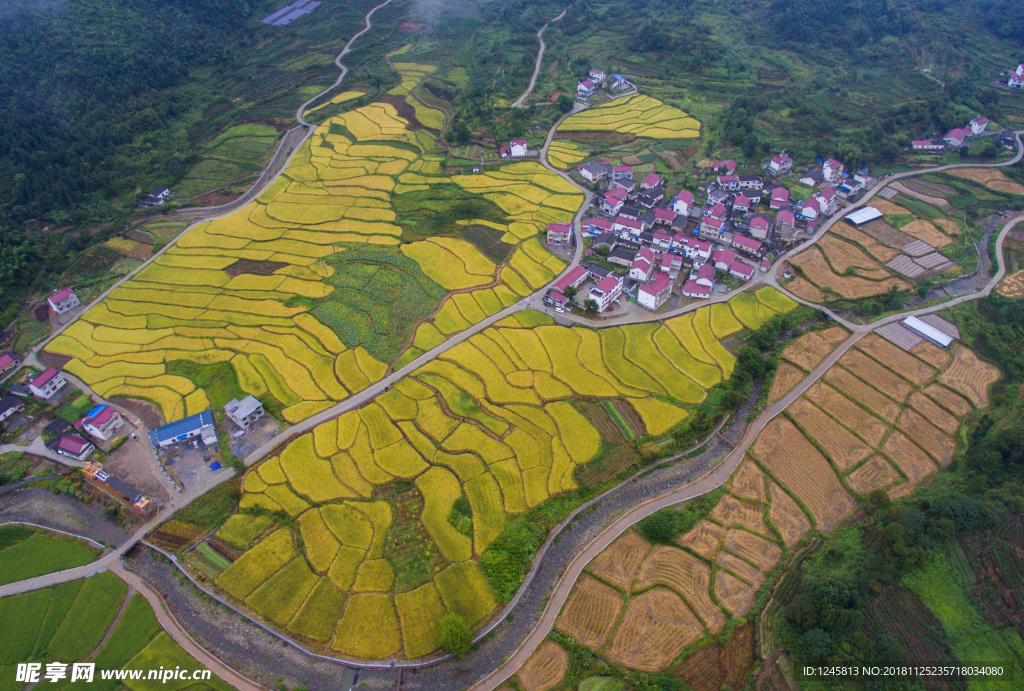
[673,190,695,215]
[588,276,622,311]
[509,140,528,157]
[637,274,672,311]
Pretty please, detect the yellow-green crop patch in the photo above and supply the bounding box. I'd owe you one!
[561,94,701,139]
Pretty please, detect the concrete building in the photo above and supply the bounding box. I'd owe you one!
[149,410,217,449]
[225,396,265,431]
[29,368,65,399]
[47,288,80,315]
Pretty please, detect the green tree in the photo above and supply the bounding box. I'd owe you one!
[557,94,574,112]
[585,299,599,312]
[439,613,473,658]
[637,510,677,542]
[563,286,578,298]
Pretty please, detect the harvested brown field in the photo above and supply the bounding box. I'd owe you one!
[768,481,811,547]
[882,430,938,484]
[820,325,851,345]
[678,520,725,558]
[555,575,624,649]
[717,551,762,586]
[751,418,856,531]
[782,328,847,371]
[792,246,909,300]
[804,381,889,446]
[787,397,872,472]
[515,640,569,691]
[900,220,952,248]
[887,482,914,500]
[729,458,767,503]
[840,227,901,262]
[940,346,1000,407]
[588,531,651,591]
[723,529,781,571]
[933,218,961,237]
[819,234,893,279]
[856,334,937,385]
[634,545,726,633]
[715,570,756,616]
[785,277,826,302]
[924,383,972,417]
[709,494,770,536]
[897,409,955,466]
[768,362,805,404]
[998,270,1024,298]
[846,456,900,495]
[908,391,960,434]
[605,588,704,672]
[871,199,912,216]
[674,643,725,691]
[824,367,901,421]
[839,350,914,401]
[859,219,915,249]
[910,341,951,369]
[947,168,1024,196]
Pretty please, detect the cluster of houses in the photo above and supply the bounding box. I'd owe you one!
[576,69,630,99]
[911,116,1017,153]
[544,149,859,312]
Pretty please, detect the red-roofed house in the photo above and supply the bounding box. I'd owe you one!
[732,193,751,212]
[80,404,125,441]
[577,79,597,97]
[546,290,571,309]
[552,266,590,294]
[729,259,755,281]
[713,249,735,272]
[614,216,645,235]
[47,288,80,315]
[660,253,682,274]
[500,146,511,158]
[700,216,723,240]
[912,140,945,151]
[588,275,623,312]
[612,165,633,180]
[684,237,712,261]
[602,188,627,215]
[587,217,614,234]
[1010,64,1024,90]
[509,140,528,157]
[547,222,573,245]
[769,187,790,210]
[760,258,772,273]
[823,158,843,182]
[652,230,672,250]
[692,263,716,287]
[797,197,819,220]
[673,190,695,215]
[638,274,673,311]
[944,128,970,147]
[732,235,763,257]
[768,154,792,174]
[749,215,771,240]
[708,203,728,221]
[777,210,796,240]
[815,187,838,216]
[57,434,94,462]
[629,247,656,281]
[653,208,676,226]
[640,173,662,190]
[717,174,739,190]
[29,368,65,399]
[0,353,19,377]
[683,279,712,299]
[970,117,989,135]
[715,160,737,174]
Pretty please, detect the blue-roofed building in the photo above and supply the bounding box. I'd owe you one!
[149,410,217,449]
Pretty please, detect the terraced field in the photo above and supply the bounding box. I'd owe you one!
[43,103,579,425]
[549,326,999,674]
[210,288,797,660]
[560,94,700,139]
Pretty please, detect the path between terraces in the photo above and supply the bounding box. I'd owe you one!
[511,5,570,108]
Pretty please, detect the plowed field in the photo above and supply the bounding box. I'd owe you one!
[555,575,623,649]
[605,588,703,672]
[588,531,651,592]
[634,545,726,633]
[792,246,909,299]
[841,227,901,262]
[999,270,1024,298]
[846,456,900,495]
[751,418,856,531]
[939,346,1000,407]
[900,220,952,248]
[785,277,826,302]
[716,550,764,587]
[804,381,888,446]
[787,397,872,472]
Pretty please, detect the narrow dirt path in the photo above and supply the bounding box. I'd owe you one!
[511,6,570,108]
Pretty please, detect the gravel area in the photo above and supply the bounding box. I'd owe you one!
[119,387,760,691]
[0,487,129,547]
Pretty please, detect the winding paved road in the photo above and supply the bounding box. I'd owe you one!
[511,6,569,108]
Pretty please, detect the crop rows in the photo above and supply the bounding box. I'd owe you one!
[561,94,701,139]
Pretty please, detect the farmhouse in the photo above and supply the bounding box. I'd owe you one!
[601,188,627,215]
[149,410,217,449]
[79,404,124,441]
[732,193,751,212]
[579,161,611,182]
[815,187,838,215]
[799,170,824,186]
[729,259,755,281]
[140,186,170,207]
[715,160,737,174]
[577,79,597,97]
[587,218,614,235]
[797,198,819,220]
[629,247,656,281]
[943,128,970,147]
[509,140,528,157]
[607,246,636,268]
[57,434,95,462]
[691,263,716,288]
[0,396,24,424]
[680,237,712,262]
[0,352,19,377]
[552,266,590,295]
[717,174,739,190]
[707,203,728,221]
[29,368,65,399]
[969,117,989,135]
[660,253,683,274]
[768,154,792,174]
[47,288,80,315]
[749,215,771,240]
[683,279,712,299]
[588,275,623,312]
[738,175,764,191]
[1008,64,1024,90]
[732,235,763,257]
[614,217,645,236]
[637,274,673,311]
[700,216,724,240]
[672,190,695,215]
[640,173,662,190]
[612,165,633,180]
[769,187,790,210]
[776,210,796,240]
[822,158,843,182]
[225,396,265,431]
[546,222,573,245]
[652,230,671,250]
[712,249,735,272]
[589,69,606,82]
[653,208,676,226]
[911,140,946,151]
